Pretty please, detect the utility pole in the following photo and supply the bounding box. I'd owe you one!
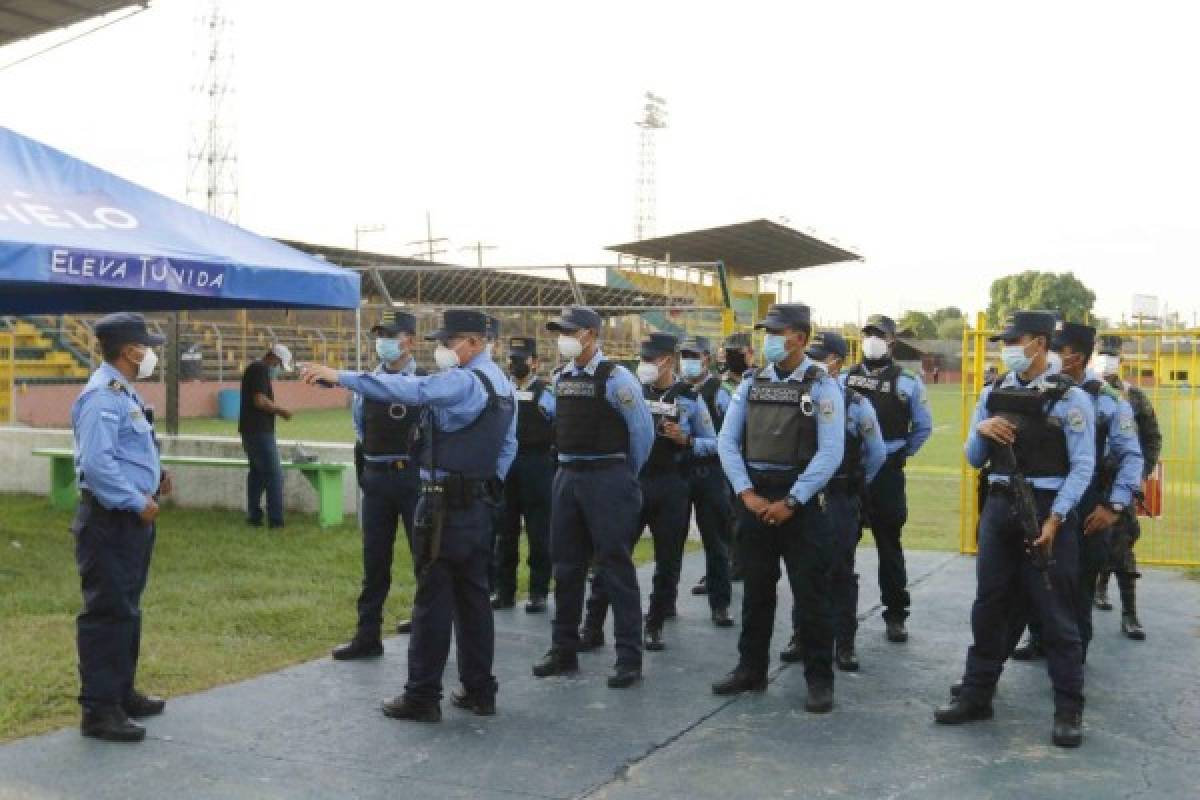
[354,223,386,254]
[460,241,498,268]
[407,210,449,262]
[634,91,667,242]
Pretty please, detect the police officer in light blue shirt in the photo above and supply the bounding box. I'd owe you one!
[532,306,655,689]
[332,310,426,660]
[71,313,171,743]
[304,309,516,722]
[712,303,843,714]
[937,310,1095,748]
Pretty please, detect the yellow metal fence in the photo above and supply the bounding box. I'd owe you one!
[0,332,14,424]
[959,314,1200,566]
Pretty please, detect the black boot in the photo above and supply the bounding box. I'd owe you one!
[779,633,804,664]
[805,683,834,714]
[1118,575,1146,640]
[644,620,666,652]
[122,691,166,719]
[835,640,859,672]
[1011,635,1045,661]
[450,687,496,716]
[524,595,548,613]
[712,668,768,696]
[1094,572,1113,611]
[577,626,605,652]
[934,697,994,724]
[381,695,441,723]
[711,607,734,628]
[607,663,642,689]
[395,619,412,634]
[1052,710,1083,748]
[691,576,709,596]
[491,593,515,610]
[332,637,384,661]
[532,648,579,678]
[81,707,146,742]
[885,619,909,643]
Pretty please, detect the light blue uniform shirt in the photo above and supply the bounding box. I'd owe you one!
[965,368,1096,518]
[1083,368,1144,507]
[339,351,518,480]
[555,349,655,473]
[71,362,161,513]
[841,365,934,456]
[845,386,887,484]
[351,357,420,463]
[718,357,845,505]
[646,381,718,458]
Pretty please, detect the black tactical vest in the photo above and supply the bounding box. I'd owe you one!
[1081,379,1113,464]
[836,388,866,480]
[698,375,725,431]
[643,382,689,474]
[418,369,516,479]
[363,398,421,457]
[984,374,1073,478]
[554,361,628,457]
[742,366,822,468]
[846,362,910,441]
[515,378,554,450]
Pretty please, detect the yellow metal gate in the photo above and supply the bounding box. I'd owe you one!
[0,332,13,424]
[959,314,1200,567]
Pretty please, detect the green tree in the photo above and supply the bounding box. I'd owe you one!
[899,310,937,339]
[931,306,964,326]
[937,316,967,341]
[986,271,1096,326]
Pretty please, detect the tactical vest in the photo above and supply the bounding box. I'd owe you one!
[418,368,516,479]
[363,398,421,457]
[643,381,689,474]
[554,361,629,457]
[846,362,910,441]
[835,388,865,480]
[742,366,822,468]
[698,375,725,431]
[984,374,1073,478]
[515,378,554,450]
[1081,379,1115,454]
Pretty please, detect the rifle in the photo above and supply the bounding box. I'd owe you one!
[1005,444,1053,591]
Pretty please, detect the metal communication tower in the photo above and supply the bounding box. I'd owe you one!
[634,92,667,241]
[186,0,238,222]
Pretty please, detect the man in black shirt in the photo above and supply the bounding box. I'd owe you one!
[238,344,293,528]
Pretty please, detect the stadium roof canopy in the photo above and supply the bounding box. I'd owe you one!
[0,1,144,48]
[280,240,692,314]
[606,219,861,277]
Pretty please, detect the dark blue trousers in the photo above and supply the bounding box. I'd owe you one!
[494,448,554,599]
[551,462,644,667]
[866,457,910,623]
[241,431,284,526]
[689,460,733,612]
[961,489,1084,714]
[405,496,496,702]
[798,487,862,644]
[73,496,156,711]
[356,462,421,639]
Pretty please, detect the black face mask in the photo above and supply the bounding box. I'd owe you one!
[510,359,531,380]
[725,351,747,375]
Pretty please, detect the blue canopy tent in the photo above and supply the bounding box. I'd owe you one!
[0,126,360,313]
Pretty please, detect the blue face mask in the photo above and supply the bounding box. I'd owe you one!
[1001,344,1033,374]
[375,337,403,363]
[763,334,788,364]
[680,358,704,379]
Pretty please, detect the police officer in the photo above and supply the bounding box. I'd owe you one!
[844,314,933,642]
[779,332,886,671]
[492,336,556,613]
[584,333,720,650]
[332,311,425,660]
[935,310,1094,748]
[304,309,516,722]
[532,306,654,688]
[1094,336,1161,639]
[712,303,844,714]
[681,336,735,625]
[717,331,757,581]
[72,313,171,742]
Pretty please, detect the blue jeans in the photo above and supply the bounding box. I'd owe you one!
[241,432,284,526]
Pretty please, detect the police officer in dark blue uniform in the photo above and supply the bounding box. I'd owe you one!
[712,304,844,713]
[492,335,556,613]
[844,314,933,643]
[333,310,425,660]
[532,306,654,688]
[71,313,171,742]
[716,331,757,582]
[936,311,1094,748]
[304,309,516,721]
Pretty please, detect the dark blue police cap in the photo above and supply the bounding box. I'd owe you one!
[371,309,417,337]
[754,304,812,333]
[508,336,536,357]
[989,310,1059,342]
[862,314,897,338]
[1051,321,1097,353]
[806,331,849,361]
[546,305,603,333]
[425,309,489,342]
[1097,335,1123,356]
[94,312,165,347]
[723,332,752,349]
[485,315,501,340]
[680,335,712,355]
[639,332,679,359]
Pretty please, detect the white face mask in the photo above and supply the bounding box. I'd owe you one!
[1095,355,1121,377]
[558,334,584,359]
[1046,350,1063,373]
[1001,343,1034,374]
[862,336,889,360]
[434,344,461,370]
[636,362,660,385]
[134,347,157,380]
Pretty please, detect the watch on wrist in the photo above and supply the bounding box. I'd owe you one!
[1105,502,1125,514]
[784,495,799,510]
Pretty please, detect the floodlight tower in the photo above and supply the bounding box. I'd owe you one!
[186,0,238,222]
[634,92,667,242]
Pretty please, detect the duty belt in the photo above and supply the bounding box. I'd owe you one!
[421,474,489,509]
[747,467,801,490]
[559,457,625,471]
[364,458,412,472]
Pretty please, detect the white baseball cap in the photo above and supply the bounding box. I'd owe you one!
[269,343,293,372]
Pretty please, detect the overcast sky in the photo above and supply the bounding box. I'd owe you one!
[3,0,1198,326]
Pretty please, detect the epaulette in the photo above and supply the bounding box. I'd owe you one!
[107,379,128,394]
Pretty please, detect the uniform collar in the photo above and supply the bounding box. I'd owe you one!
[766,356,819,382]
[464,350,493,370]
[97,361,136,398]
[566,348,604,376]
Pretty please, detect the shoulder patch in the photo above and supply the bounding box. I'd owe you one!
[1119,414,1135,433]
[819,397,836,422]
[99,409,120,423]
[107,379,125,393]
[617,386,635,407]
[1067,407,1086,433]
[860,416,876,435]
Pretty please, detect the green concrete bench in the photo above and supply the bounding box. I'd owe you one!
[31,448,348,529]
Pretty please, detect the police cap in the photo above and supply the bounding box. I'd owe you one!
[93,313,165,348]
[371,309,417,337]
[546,305,603,333]
[1051,321,1097,353]
[639,332,679,360]
[508,336,536,357]
[989,310,1059,343]
[862,314,897,338]
[425,309,489,342]
[754,304,812,333]
[806,331,849,361]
